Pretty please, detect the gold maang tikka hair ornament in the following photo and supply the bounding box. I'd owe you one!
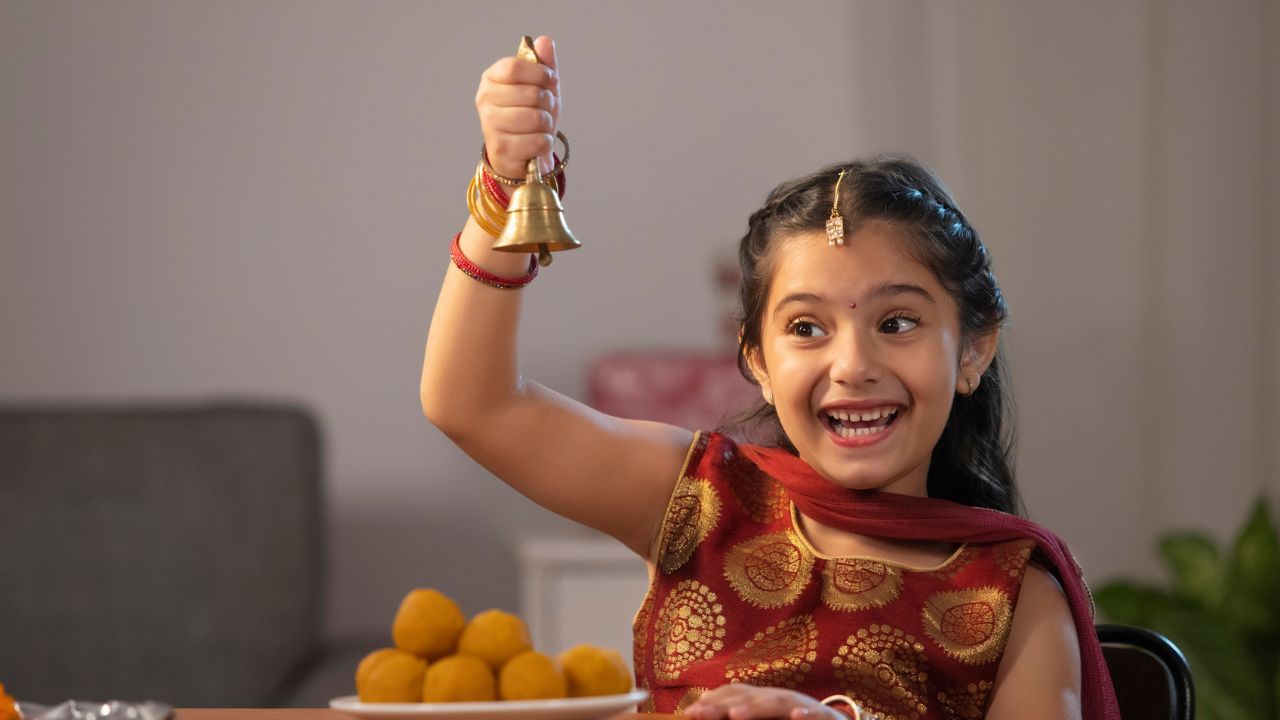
[826,169,847,246]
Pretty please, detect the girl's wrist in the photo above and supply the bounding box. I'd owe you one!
[470,138,567,243]
[456,222,536,278]
[484,149,558,185]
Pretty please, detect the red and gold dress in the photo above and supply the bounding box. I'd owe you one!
[634,432,1037,719]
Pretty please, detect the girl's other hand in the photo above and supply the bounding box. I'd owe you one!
[684,685,848,720]
[475,35,561,180]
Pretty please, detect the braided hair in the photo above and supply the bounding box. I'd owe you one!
[733,155,1020,515]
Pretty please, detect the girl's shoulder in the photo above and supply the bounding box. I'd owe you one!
[679,431,789,509]
[680,431,772,483]
[680,430,733,473]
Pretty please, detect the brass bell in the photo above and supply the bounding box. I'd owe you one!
[491,36,581,267]
[492,157,581,266]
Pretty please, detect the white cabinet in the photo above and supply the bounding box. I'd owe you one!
[517,536,651,670]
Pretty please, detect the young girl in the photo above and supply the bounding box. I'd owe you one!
[421,36,1119,720]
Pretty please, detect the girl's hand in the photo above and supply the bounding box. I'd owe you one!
[475,35,561,180]
[684,685,849,720]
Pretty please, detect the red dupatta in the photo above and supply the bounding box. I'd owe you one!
[738,443,1121,720]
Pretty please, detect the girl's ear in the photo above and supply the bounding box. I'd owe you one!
[957,329,1000,395]
[744,347,774,405]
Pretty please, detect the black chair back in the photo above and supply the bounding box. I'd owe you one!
[1097,624,1194,720]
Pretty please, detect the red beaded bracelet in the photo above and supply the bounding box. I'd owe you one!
[481,168,512,207]
[450,232,537,289]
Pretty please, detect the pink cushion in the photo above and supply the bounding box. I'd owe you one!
[588,352,759,430]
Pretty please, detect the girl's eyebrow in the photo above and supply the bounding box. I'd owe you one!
[772,283,935,317]
[771,292,826,316]
[869,282,936,305]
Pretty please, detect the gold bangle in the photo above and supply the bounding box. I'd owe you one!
[475,166,509,218]
[466,175,506,238]
[821,695,870,720]
[475,162,559,214]
[466,160,563,240]
[480,130,570,185]
[474,163,510,224]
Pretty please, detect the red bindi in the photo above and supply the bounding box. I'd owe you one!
[849,301,857,309]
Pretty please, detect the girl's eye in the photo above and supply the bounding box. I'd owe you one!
[787,320,827,338]
[881,314,920,334]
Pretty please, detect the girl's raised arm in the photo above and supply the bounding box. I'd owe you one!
[420,36,693,559]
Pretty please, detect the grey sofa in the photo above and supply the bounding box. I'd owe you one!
[0,402,356,706]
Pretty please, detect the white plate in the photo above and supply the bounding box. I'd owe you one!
[329,689,649,720]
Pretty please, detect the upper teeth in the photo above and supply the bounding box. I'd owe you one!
[826,407,897,422]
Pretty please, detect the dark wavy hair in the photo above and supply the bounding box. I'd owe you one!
[732,155,1021,515]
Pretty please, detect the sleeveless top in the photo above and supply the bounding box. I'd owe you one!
[633,432,1036,720]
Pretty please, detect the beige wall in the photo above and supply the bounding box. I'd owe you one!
[1267,0,1280,505]
[1,1,1274,641]
[914,0,1279,579]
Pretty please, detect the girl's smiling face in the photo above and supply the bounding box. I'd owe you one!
[747,222,997,496]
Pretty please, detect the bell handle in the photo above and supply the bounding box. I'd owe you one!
[516,37,555,181]
[525,158,544,185]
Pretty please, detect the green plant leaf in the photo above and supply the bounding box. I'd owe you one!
[1159,531,1224,608]
[1097,583,1272,719]
[1222,499,1280,636]
[1094,582,1164,626]
[1100,496,1280,719]
[1141,594,1269,717]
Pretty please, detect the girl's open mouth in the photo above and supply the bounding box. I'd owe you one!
[821,406,900,439]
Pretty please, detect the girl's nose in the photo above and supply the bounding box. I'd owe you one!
[830,330,882,386]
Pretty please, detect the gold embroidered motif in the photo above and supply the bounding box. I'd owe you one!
[654,580,727,682]
[724,614,819,688]
[994,539,1035,578]
[937,680,993,719]
[633,590,656,673]
[724,450,789,523]
[831,624,929,719]
[822,558,904,611]
[928,546,978,581]
[921,587,1013,665]
[723,531,815,608]
[659,476,722,574]
[676,687,711,713]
